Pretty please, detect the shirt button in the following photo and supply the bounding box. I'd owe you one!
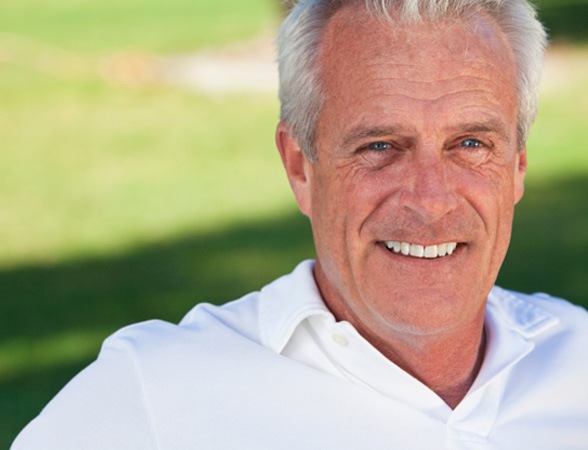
[332,333,348,347]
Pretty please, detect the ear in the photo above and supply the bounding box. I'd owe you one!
[514,147,527,204]
[275,121,312,217]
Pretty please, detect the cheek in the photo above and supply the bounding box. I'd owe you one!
[457,159,517,207]
[463,168,517,255]
[308,170,344,250]
[309,167,380,255]
[312,163,374,217]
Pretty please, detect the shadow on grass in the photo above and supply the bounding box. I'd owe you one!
[2,175,587,446]
[499,174,588,306]
[536,0,588,42]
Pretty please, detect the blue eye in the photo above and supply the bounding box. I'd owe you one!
[461,139,483,148]
[367,142,390,151]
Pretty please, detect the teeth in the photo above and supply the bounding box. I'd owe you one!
[384,241,459,259]
[447,242,457,255]
[424,245,437,258]
[410,244,424,257]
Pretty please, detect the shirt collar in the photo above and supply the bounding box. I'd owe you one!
[258,261,560,362]
[259,260,333,353]
[466,286,559,394]
[487,286,559,338]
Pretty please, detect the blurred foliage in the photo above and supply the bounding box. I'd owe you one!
[499,176,588,304]
[535,0,588,42]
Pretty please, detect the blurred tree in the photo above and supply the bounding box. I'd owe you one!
[535,0,588,43]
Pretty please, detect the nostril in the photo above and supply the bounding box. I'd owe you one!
[401,188,459,223]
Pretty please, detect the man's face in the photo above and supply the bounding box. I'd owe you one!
[278,7,527,342]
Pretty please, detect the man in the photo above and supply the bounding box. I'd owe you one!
[12,0,588,448]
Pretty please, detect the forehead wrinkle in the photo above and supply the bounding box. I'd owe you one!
[363,79,506,101]
[334,87,509,123]
[331,86,512,141]
[363,56,505,81]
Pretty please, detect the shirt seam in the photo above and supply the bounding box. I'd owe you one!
[107,339,161,450]
[489,287,559,338]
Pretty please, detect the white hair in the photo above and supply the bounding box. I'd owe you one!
[277,0,548,161]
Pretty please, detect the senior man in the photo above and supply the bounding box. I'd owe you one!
[12,0,588,448]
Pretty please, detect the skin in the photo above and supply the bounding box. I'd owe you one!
[276,6,527,408]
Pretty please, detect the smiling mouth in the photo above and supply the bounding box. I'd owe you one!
[384,241,459,259]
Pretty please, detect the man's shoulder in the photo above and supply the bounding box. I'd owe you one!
[10,269,321,450]
[102,259,319,359]
[102,291,264,363]
[487,287,588,423]
[489,285,588,340]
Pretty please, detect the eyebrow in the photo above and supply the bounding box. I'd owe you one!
[454,119,511,142]
[340,126,412,148]
[339,119,511,148]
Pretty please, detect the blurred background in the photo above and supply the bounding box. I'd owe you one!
[0,0,587,445]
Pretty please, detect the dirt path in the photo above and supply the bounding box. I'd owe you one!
[156,35,586,96]
[2,31,585,95]
[541,45,588,93]
[157,31,278,94]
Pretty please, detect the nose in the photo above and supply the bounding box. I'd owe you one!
[400,153,458,223]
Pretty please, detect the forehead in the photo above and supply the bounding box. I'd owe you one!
[315,6,518,136]
[319,5,515,80]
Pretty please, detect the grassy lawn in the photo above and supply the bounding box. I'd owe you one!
[1,0,587,446]
[0,0,279,54]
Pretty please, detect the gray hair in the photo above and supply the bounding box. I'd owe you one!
[277,0,548,161]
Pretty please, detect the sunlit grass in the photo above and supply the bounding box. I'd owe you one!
[0,66,292,267]
[526,47,588,180]
[0,0,278,54]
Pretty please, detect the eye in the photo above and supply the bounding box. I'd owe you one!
[366,141,391,152]
[460,139,484,149]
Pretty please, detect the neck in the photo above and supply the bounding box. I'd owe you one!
[360,320,487,409]
[318,287,487,408]
[313,264,488,409]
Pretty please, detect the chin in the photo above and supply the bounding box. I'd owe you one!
[367,288,484,335]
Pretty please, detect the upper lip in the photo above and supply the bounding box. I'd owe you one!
[384,240,460,258]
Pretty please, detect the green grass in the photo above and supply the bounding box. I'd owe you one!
[0,66,291,267]
[525,85,588,177]
[0,0,278,54]
[1,0,588,447]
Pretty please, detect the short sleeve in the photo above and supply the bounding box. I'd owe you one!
[11,341,158,450]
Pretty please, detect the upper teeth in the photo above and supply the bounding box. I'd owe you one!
[384,241,458,258]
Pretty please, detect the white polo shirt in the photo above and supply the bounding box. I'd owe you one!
[12,260,588,449]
